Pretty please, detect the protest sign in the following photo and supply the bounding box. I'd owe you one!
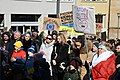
[73,5,96,34]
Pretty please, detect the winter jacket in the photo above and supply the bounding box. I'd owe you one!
[11,50,26,59]
[91,51,116,80]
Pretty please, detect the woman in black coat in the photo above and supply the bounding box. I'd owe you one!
[0,32,13,80]
[51,33,69,80]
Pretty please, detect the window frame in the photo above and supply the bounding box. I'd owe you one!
[46,0,74,3]
[81,0,107,3]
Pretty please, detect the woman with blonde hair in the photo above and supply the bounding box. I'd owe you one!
[51,33,69,80]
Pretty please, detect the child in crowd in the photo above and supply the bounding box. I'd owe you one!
[11,41,26,80]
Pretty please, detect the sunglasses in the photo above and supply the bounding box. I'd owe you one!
[46,38,52,40]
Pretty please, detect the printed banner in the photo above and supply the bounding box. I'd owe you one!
[43,17,61,31]
[59,26,84,35]
[60,11,73,26]
[73,5,96,34]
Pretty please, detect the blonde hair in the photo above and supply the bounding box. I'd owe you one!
[58,33,67,44]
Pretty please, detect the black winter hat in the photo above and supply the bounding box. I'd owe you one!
[52,30,58,35]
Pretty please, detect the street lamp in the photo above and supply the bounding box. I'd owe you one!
[56,0,60,18]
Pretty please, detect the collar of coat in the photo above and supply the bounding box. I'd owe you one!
[92,51,114,67]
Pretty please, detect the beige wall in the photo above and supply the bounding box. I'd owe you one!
[110,0,120,28]
[76,0,109,13]
[109,0,120,39]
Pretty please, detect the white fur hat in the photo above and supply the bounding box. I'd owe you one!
[98,45,107,51]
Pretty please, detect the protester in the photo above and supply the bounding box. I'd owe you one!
[69,36,85,80]
[91,44,116,80]
[31,29,40,53]
[112,44,120,80]
[25,45,35,80]
[0,32,13,62]
[2,28,120,80]
[38,34,54,76]
[11,41,26,80]
[11,31,22,43]
[32,52,51,80]
[51,33,69,80]
[22,32,32,53]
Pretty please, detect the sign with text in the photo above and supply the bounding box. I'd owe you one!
[60,11,73,26]
[73,5,96,34]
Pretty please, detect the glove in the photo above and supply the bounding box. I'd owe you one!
[60,62,65,70]
[11,57,16,62]
[52,60,56,65]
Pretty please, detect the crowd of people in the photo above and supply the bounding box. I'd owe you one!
[0,29,120,80]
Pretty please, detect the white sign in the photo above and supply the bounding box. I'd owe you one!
[73,5,96,34]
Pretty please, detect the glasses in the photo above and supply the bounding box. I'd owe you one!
[98,48,103,50]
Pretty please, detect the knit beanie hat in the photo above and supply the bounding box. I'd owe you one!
[28,45,35,53]
[14,41,23,48]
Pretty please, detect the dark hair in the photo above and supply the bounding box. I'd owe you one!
[76,35,85,48]
[67,40,71,45]
[72,37,76,41]
[2,32,11,41]
[32,29,39,33]
[52,30,58,35]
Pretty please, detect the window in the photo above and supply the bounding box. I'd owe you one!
[15,0,42,2]
[95,15,103,23]
[11,26,38,34]
[11,14,40,33]
[0,14,4,27]
[48,14,57,18]
[82,0,107,2]
[95,15,103,32]
[46,0,74,2]
[11,14,41,22]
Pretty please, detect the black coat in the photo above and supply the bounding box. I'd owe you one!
[51,43,69,66]
[22,39,33,53]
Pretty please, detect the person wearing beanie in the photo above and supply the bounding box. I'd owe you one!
[11,41,26,63]
[11,41,26,61]
[27,45,35,57]
[25,45,35,79]
[10,41,26,80]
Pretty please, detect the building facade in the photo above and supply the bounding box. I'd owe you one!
[0,0,75,33]
[109,0,120,39]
